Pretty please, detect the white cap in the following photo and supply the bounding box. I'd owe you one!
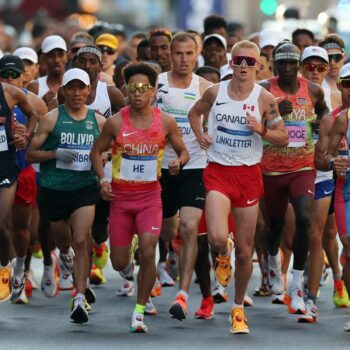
[41,35,67,53]
[220,64,233,80]
[203,34,227,51]
[301,46,328,63]
[62,68,90,86]
[339,63,350,79]
[13,47,38,64]
[259,29,283,49]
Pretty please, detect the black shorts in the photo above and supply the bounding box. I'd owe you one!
[160,168,205,218]
[0,164,19,188]
[329,191,335,215]
[93,197,110,226]
[38,183,100,222]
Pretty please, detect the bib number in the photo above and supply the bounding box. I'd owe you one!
[285,121,306,147]
[56,146,91,171]
[120,154,157,181]
[0,125,8,152]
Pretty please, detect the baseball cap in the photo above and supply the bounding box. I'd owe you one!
[95,33,119,50]
[301,46,328,63]
[0,55,24,73]
[220,64,233,80]
[339,63,350,79]
[41,35,67,54]
[62,68,90,86]
[259,29,283,49]
[203,34,227,51]
[13,47,38,64]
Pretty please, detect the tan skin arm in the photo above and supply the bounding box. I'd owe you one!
[28,92,48,121]
[26,80,39,95]
[249,89,288,146]
[161,112,190,174]
[188,84,219,149]
[308,82,329,121]
[26,109,58,163]
[315,114,334,170]
[107,85,127,114]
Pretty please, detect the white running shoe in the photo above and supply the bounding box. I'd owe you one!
[58,257,74,291]
[158,263,175,287]
[267,253,284,295]
[344,319,350,332]
[288,287,306,315]
[41,252,59,298]
[145,297,157,315]
[212,280,229,303]
[70,295,88,324]
[11,275,28,304]
[59,247,75,274]
[116,279,135,297]
[130,312,148,333]
[167,251,179,281]
[119,262,134,280]
[297,299,318,323]
[243,294,254,307]
[319,266,331,287]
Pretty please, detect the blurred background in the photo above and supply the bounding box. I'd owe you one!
[0,0,349,52]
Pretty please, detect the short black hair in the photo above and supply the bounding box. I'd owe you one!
[260,51,269,61]
[292,28,314,43]
[227,22,243,35]
[203,14,227,35]
[137,38,149,49]
[123,62,158,87]
[195,66,220,79]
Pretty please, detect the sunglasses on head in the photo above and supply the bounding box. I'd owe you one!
[126,83,153,94]
[0,70,21,79]
[303,63,328,73]
[339,79,350,89]
[231,56,257,67]
[149,28,172,40]
[328,53,343,63]
[98,46,116,55]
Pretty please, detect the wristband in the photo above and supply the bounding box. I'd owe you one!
[99,177,109,185]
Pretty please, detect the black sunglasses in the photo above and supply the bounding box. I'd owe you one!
[98,46,116,55]
[328,53,343,63]
[0,70,21,79]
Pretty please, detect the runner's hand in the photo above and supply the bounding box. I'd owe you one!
[198,133,212,150]
[55,149,78,163]
[168,159,182,175]
[11,134,26,149]
[334,156,349,177]
[100,181,115,201]
[278,99,293,116]
[246,113,263,134]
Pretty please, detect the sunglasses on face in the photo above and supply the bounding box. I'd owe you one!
[0,70,21,79]
[303,63,328,73]
[98,46,116,55]
[126,83,153,93]
[339,79,350,89]
[328,53,343,63]
[231,56,257,67]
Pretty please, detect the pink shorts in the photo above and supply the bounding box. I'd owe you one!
[109,185,162,247]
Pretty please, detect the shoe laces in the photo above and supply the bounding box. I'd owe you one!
[335,280,344,297]
[216,256,230,271]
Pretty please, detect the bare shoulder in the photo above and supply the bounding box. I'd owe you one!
[100,72,114,85]
[259,86,276,106]
[259,79,271,91]
[198,75,212,95]
[307,80,324,98]
[26,80,39,94]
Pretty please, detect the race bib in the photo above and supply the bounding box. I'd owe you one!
[175,117,192,137]
[285,120,306,147]
[0,125,8,152]
[56,145,91,171]
[120,154,157,181]
[213,125,253,155]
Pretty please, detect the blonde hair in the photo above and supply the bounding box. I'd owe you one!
[231,40,260,57]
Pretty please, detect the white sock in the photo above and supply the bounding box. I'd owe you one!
[14,256,26,278]
[177,290,188,301]
[268,251,281,269]
[232,301,243,309]
[290,269,303,290]
[158,262,166,271]
[75,293,85,301]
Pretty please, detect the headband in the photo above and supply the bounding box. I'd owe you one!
[76,46,102,62]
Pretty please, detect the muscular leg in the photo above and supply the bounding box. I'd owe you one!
[178,207,202,292]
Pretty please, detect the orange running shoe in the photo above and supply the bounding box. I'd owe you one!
[169,293,187,320]
[0,265,12,302]
[150,279,162,298]
[230,308,249,334]
[195,296,214,319]
[214,238,233,288]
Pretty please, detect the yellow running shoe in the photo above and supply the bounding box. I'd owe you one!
[214,238,233,288]
[90,265,106,285]
[0,265,12,303]
[230,307,249,334]
[92,242,109,270]
[333,279,349,308]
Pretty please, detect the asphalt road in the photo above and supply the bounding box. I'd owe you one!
[1,257,350,350]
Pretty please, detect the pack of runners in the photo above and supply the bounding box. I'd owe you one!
[1,13,350,335]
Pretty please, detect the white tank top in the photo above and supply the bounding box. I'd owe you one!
[315,86,333,184]
[38,76,49,98]
[157,72,206,169]
[207,81,263,166]
[86,81,112,118]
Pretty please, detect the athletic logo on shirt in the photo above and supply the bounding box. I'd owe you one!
[243,104,255,112]
[85,121,94,130]
[216,101,229,106]
[122,131,137,137]
[184,92,196,101]
[297,97,307,105]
